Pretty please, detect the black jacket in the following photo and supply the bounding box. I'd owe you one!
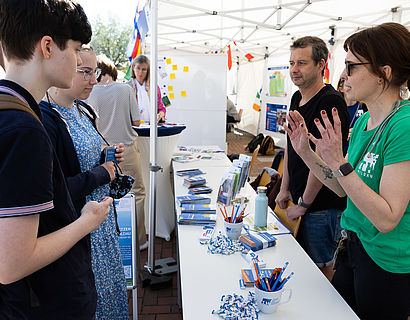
[39,100,110,215]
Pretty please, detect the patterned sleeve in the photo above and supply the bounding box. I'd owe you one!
[0,124,54,217]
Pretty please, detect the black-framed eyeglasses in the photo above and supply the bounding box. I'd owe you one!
[345,61,370,76]
[77,67,102,81]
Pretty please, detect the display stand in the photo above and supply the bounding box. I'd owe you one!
[134,124,185,275]
[116,193,138,320]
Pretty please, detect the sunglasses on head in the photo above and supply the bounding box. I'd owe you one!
[345,61,370,76]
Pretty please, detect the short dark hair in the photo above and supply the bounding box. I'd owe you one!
[290,36,328,76]
[0,0,92,60]
[344,22,410,90]
[97,55,118,81]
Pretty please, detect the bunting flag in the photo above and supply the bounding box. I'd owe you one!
[323,52,331,84]
[233,41,254,61]
[227,45,232,70]
[252,89,262,112]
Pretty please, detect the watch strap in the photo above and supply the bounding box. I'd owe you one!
[332,162,354,178]
[298,196,311,209]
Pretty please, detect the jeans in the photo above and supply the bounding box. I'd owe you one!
[299,209,342,267]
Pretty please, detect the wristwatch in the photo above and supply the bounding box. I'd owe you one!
[298,196,311,209]
[332,162,354,178]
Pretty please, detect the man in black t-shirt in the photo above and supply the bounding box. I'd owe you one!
[276,36,349,280]
[0,1,111,319]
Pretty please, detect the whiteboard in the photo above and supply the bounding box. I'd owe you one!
[159,54,227,149]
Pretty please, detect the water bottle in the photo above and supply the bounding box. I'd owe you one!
[254,186,268,228]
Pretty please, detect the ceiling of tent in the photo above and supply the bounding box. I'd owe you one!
[143,0,410,61]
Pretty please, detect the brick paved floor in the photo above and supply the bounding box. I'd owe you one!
[129,130,278,319]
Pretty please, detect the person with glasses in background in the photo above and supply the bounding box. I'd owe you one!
[39,46,129,320]
[284,23,410,320]
[127,54,166,123]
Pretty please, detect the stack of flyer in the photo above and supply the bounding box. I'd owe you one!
[188,186,213,194]
[176,168,205,177]
[183,176,206,188]
[177,213,216,225]
[177,195,211,206]
[181,204,216,214]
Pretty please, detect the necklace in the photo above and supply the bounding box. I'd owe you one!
[46,91,77,120]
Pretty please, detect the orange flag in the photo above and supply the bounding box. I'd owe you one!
[227,45,232,70]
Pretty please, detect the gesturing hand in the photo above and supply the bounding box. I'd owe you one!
[308,108,345,170]
[284,110,312,156]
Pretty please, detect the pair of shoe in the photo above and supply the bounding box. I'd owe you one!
[139,241,148,251]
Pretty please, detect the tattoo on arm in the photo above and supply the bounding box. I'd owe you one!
[316,162,334,180]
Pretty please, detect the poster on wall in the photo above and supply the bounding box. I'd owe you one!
[265,103,287,133]
[259,64,296,148]
[265,66,290,98]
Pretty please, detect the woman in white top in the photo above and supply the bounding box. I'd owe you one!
[127,54,166,123]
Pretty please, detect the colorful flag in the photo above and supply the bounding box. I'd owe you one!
[323,52,331,84]
[253,89,262,112]
[233,41,254,61]
[227,45,232,70]
[126,6,148,61]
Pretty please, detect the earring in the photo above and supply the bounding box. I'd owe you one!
[378,79,383,84]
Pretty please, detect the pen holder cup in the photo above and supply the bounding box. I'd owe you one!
[224,220,243,240]
[254,285,292,314]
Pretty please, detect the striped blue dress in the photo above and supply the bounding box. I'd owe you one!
[54,103,129,320]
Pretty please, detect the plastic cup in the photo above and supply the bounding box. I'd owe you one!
[254,285,292,313]
[224,220,243,240]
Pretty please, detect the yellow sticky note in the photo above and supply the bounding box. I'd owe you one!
[166,58,171,64]
[183,66,189,72]
[170,73,175,79]
[168,86,173,91]
[169,93,175,99]
[181,91,186,97]
[172,65,177,70]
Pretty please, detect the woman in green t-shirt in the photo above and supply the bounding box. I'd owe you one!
[284,23,410,320]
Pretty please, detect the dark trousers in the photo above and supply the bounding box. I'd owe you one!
[332,232,410,320]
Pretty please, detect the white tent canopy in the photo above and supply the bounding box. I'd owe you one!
[152,0,409,57]
[141,0,409,134]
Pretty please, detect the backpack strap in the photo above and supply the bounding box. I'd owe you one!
[0,94,41,123]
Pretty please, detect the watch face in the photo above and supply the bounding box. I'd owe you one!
[340,163,354,176]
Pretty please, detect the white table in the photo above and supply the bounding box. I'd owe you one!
[172,155,359,320]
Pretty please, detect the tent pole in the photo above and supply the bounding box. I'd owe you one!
[147,0,158,275]
[143,0,173,289]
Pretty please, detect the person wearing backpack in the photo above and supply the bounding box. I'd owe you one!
[275,36,350,281]
[0,1,111,318]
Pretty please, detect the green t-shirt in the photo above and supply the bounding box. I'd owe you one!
[341,100,410,273]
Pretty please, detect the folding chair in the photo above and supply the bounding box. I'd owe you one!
[273,201,301,238]
[248,145,260,175]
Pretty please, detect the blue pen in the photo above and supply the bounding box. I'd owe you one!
[272,262,288,291]
[234,204,241,221]
[277,272,294,291]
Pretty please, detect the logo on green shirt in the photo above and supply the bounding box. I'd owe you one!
[358,153,379,178]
